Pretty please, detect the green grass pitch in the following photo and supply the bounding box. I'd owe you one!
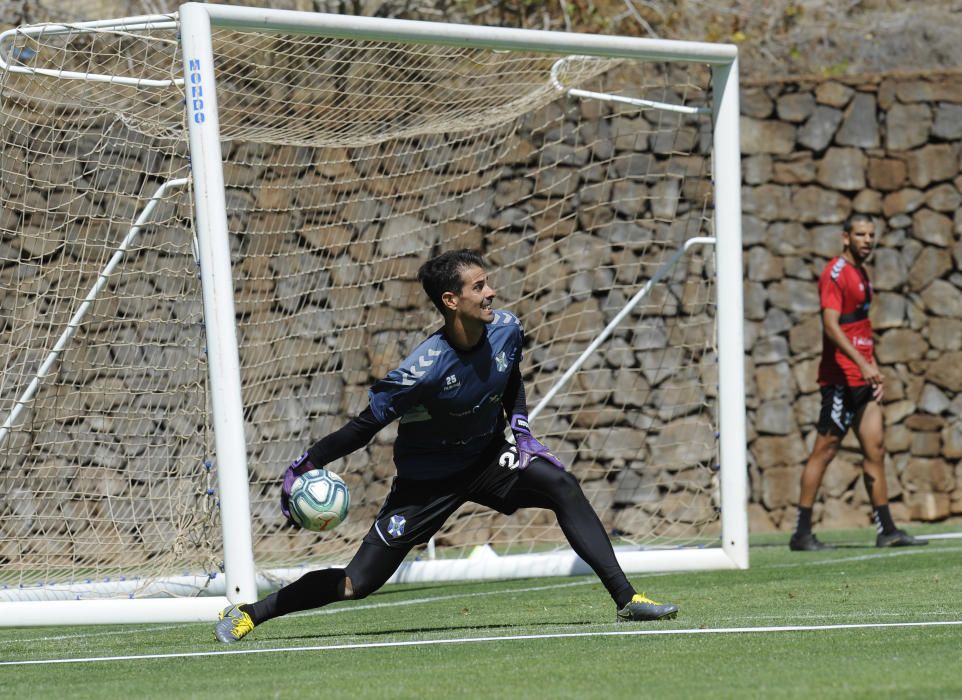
[1,525,961,699]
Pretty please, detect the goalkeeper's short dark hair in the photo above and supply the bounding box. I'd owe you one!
[418,249,487,315]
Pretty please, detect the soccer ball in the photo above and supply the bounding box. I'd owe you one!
[287,468,350,532]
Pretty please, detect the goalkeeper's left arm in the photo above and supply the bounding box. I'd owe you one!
[502,365,565,471]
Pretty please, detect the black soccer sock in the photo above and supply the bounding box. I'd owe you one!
[872,504,896,535]
[507,461,636,608]
[242,568,347,625]
[795,506,813,536]
[241,541,408,626]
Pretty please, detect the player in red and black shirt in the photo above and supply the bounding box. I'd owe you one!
[790,214,926,551]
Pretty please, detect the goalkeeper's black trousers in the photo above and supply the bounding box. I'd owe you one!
[243,459,636,625]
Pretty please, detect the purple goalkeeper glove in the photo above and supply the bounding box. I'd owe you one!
[510,415,565,470]
[280,452,316,526]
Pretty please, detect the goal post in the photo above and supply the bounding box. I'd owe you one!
[0,3,746,626]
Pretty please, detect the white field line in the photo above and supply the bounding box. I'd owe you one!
[0,579,598,646]
[2,541,959,651]
[3,619,962,667]
[764,546,941,568]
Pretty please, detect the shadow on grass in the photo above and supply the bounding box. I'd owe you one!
[259,619,598,644]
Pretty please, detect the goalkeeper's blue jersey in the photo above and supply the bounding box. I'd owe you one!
[368,310,523,479]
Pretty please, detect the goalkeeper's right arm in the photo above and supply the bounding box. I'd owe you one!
[281,407,387,523]
[305,406,386,468]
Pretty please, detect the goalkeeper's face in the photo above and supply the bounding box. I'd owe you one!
[450,264,496,324]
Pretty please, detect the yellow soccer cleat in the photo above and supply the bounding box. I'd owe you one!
[616,593,679,622]
[214,604,255,643]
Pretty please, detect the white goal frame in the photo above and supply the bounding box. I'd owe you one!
[0,2,747,626]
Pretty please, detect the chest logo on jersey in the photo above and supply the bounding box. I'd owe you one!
[495,351,509,373]
[442,373,460,391]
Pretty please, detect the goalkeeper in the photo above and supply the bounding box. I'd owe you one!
[215,249,678,643]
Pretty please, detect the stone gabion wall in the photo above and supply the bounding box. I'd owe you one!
[739,70,962,532]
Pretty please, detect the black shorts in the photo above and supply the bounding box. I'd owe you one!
[363,440,525,549]
[816,384,874,437]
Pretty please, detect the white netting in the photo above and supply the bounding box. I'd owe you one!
[0,17,719,599]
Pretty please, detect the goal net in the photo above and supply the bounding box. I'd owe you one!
[0,6,746,624]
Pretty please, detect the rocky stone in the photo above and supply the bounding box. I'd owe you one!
[741,215,768,246]
[876,329,928,364]
[746,245,784,282]
[871,248,909,290]
[932,102,962,140]
[761,307,794,337]
[921,280,962,317]
[811,224,843,258]
[942,420,962,459]
[836,92,879,148]
[908,246,953,291]
[791,186,850,223]
[742,154,773,185]
[815,82,854,108]
[754,400,797,435]
[911,431,943,457]
[816,147,866,190]
[789,316,822,355]
[767,278,820,314]
[753,335,790,365]
[742,184,793,220]
[902,458,955,494]
[761,465,802,509]
[791,353,819,389]
[885,103,932,151]
[906,492,951,521]
[755,362,796,401]
[772,153,817,184]
[866,157,906,191]
[884,400,917,426]
[852,188,883,214]
[776,92,816,122]
[924,183,962,213]
[882,188,926,218]
[928,318,962,351]
[885,423,913,453]
[743,281,767,321]
[820,498,871,530]
[741,118,797,155]
[797,106,843,151]
[648,416,716,466]
[904,144,958,188]
[783,256,816,280]
[870,292,907,330]
[925,351,962,392]
[741,88,774,118]
[904,413,945,433]
[912,208,954,247]
[794,389,821,425]
[822,456,861,498]
[612,469,660,505]
[918,383,951,414]
[767,221,811,255]
[748,502,777,533]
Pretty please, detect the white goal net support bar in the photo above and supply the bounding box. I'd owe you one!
[0,3,746,626]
